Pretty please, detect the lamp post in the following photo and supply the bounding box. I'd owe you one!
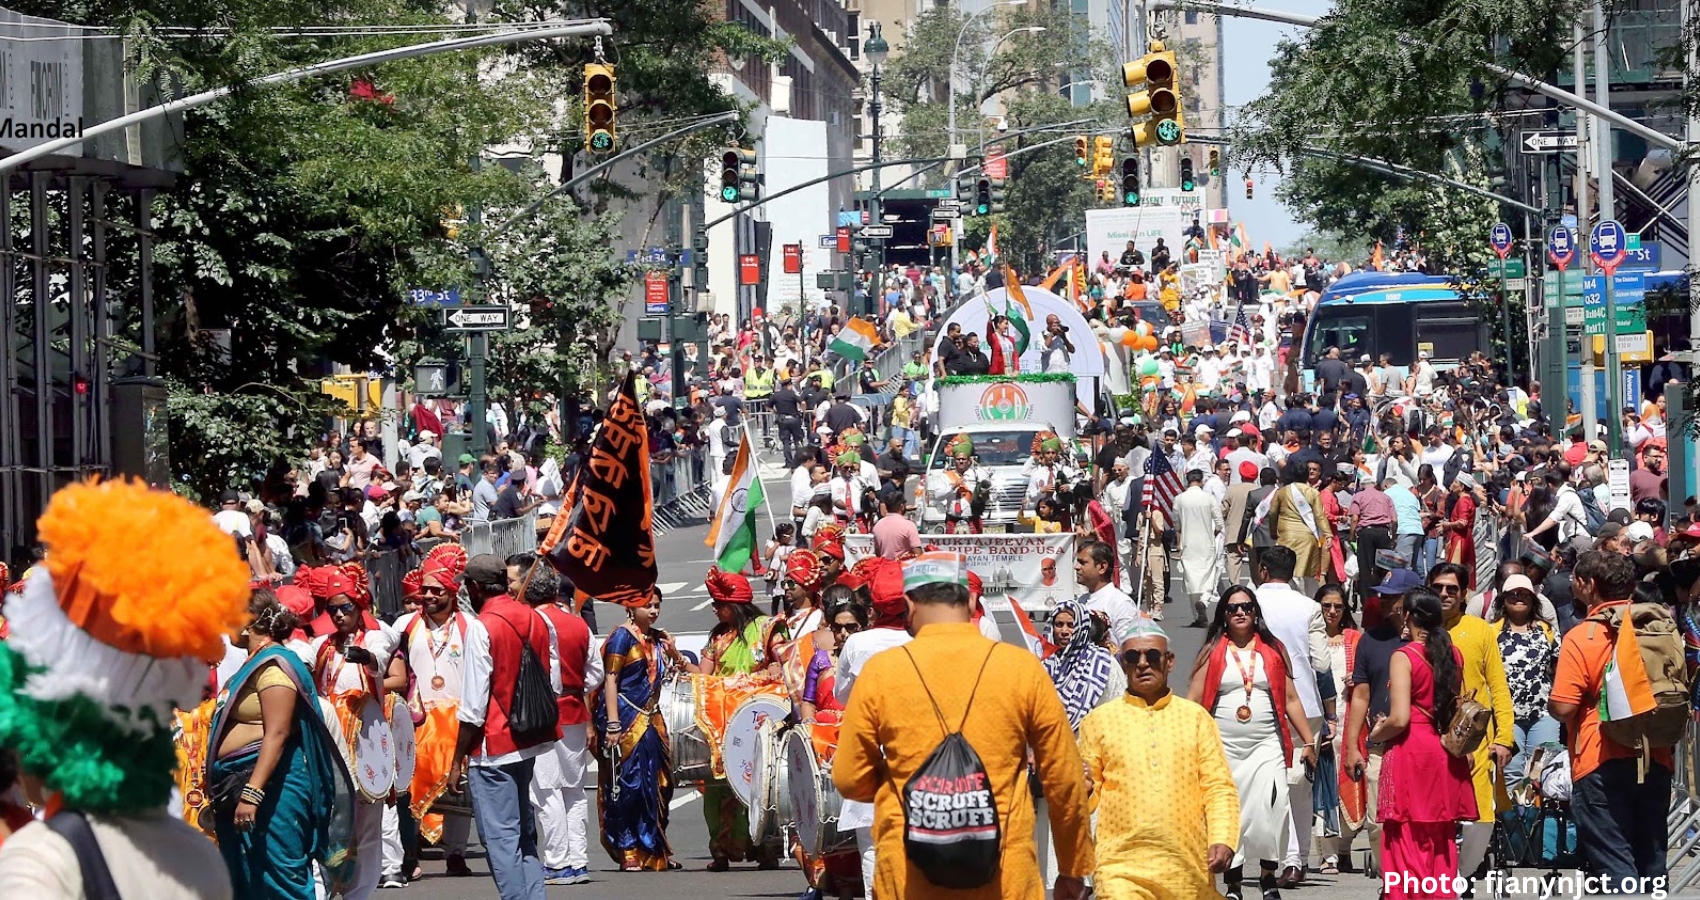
[973,25,1048,154]
[948,0,1027,163]
[865,21,890,292]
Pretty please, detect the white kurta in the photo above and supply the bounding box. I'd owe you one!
[1175,485,1224,597]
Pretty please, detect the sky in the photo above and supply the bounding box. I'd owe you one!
[1218,0,1335,253]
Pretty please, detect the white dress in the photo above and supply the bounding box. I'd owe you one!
[1213,650,1290,866]
[1176,485,1224,597]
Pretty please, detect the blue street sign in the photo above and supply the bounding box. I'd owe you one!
[1619,239,1662,272]
[1589,219,1628,273]
[623,247,670,266]
[406,287,461,306]
[1547,225,1576,269]
[1581,272,1646,307]
[1490,222,1513,256]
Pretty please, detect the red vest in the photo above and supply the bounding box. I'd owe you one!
[477,597,561,757]
[1199,635,1295,762]
[538,604,591,727]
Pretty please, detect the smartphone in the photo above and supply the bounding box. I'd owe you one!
[344,646,374,666]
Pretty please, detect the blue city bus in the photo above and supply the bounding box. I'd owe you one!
[1299,272,1491,391]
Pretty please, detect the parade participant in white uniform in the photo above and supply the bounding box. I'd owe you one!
[829,449,870,528]
[1025,430,1080,513]
[928,433,990,533]
[522,562,602,886]
[397,551,475,877]
[310,567,401,899]
[1177,469,1227,626]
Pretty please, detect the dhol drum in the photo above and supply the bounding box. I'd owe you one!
[785,726,851,857]
[721,694,792,811]
[661,673,714,782]
[749,720,795,844]
[390,694,417,791]
[353,695,397,801]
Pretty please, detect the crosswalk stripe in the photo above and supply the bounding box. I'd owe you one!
[656,581,688,594]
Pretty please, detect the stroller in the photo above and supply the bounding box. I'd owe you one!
[1486,742,1582,896]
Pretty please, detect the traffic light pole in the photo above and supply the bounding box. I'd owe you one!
[701,157,950,231]
[1592,0,1623,452]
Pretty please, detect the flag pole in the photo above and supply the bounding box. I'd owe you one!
[1132,509,1153,612]
[744,420,779,534]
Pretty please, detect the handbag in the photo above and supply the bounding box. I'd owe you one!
[1441,697,1491,758]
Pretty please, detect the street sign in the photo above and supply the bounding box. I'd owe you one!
[1490,222,1513,259]
[930,208,958,221]
[836,226,851,253]
[644,272,669,316]
[739,254,761,286]
[1520,130,1580,153]
[1620,239,1662,272]
[441,306,511,331]
[1608,458,1631,512]
[818,234,836,249]
[782,243,802,275]
[1489,258,1525,280]
[937,199,961,210]
[860,224,894,239]
[1590,219,1628,274]
[1547,225,1577,271]
[835,209,860,228]
[984,149,1008,180]
[881,214,902,224]
[1581,273,1646,335]
[407,287,461,306]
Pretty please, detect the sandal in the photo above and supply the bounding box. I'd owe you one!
[1320,859,1339,876]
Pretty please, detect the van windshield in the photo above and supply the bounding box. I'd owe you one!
[930,430,1040,468]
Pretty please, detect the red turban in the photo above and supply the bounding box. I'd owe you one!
[310,566,379,633]
[421,560,459,591]
[295,566,329,600]
[704,567,754,604]
[868,559,908,618]
[423,544,468,581]
[1239,461,1259,481]
[814,536,845,561]
[812,523,845,552]
[274,585,317,641]
[967,570,983,599]
[401,568,425,600]
[785,550,826,592]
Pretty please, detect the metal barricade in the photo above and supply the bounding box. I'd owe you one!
[489,511,539,560]
[460,519,493,557]
[652,449,714,535]
[365,547,419,619]
[1668,719,1700,890]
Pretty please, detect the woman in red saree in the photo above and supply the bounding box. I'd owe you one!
[1442,473,1479,591]
[1320,466,1353,584]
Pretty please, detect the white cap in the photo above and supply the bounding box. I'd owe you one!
[402,490,425,503]
[1230,410,1252,424]
[1418,350,1431,360]
[1196,423,1214,435]
[419,430,436,440]
[713,405,727,417]
[1626,521,1656,542]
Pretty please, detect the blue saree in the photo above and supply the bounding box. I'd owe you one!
[592,623,675,870]
[207,645,356,899]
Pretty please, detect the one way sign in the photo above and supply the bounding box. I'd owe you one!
[442,305,512,331]
[1520,130,1580,154]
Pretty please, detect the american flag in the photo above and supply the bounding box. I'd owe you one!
[1142,446,1183,516]
[1228,301,1251,345]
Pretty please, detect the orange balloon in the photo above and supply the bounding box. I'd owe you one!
[1119,330,1141,348]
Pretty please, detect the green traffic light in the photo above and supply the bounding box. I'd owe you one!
[1125,191,1139,205]
[1181,180,1194,192]
[976,204,989,215]
[590,131,614,152]
[721,186,740,202]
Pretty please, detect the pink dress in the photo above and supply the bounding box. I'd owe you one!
[1378,643,1477,900]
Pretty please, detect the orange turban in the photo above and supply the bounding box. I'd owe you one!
[704,567,754,604]
[785,550,826,592]
[868,558,908,617]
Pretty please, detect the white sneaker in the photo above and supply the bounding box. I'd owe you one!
[379,875,407,889]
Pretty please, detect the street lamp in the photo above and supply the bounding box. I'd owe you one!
[865,21,890,291]
[976,26,1048,153]
[948,0,1027,162]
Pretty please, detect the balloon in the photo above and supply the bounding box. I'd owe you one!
[1119,330,1142,348]
[1138,334,1159,351]
[1138,358,1160,377]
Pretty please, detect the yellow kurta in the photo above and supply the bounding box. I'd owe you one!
[833,622,1094,900]
[1079,693,1241,900]
[1267,483,1332,578]
[1447,613,1515,822]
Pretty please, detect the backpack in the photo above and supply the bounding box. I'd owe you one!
[1587,601,1691,765]
[899,646,1003,890]
[494,612,560,738]
[1577,487,1607,534]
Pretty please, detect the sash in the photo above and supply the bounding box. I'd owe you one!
[943,469,974,518]
[1287,484,1321,538]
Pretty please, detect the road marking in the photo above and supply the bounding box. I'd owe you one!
[656,581,688,594]
[692,598,713,611]
[669,789,701,810]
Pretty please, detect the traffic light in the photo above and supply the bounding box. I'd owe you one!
[956,172,977,206]
[1245,178,1254,200]
[1124,40,1182,147]
[1095,179,1116,204]
[1073,136,1089,169]
[584,63,617,154]
[1093,136,1114,176]
[1208,148,1221,176]
[718,148,758,202]
[692,225,709,287]
[974,178,992,216]
[989,177,1007,214]
[1120,157,1140,206]
[1180,156,1195,192]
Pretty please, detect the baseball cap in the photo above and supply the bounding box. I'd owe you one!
[464,553,508,587]
[418,430,436,440]
[1500,574,1537,596]
[402,490,425,503]
[1626,521,1655,542]
[1418,350,1431,360]
[1588,440,1607,453]
[458,453,477,466]
[1374,569,1424,595]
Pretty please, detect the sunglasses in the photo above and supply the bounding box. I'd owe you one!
[1433,583,1463,595]
[830,622,861,633]
[1120,648,1165,668]
[1320,602,1346,610]
[327,602,358,616]
[1224,602,1255,615]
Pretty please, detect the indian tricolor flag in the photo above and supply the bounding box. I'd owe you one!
[1598,613,1658,727]
[705,428,764,571]
[1006,594,1054,658]
[985,223,1000,263]
[828,318,880,362]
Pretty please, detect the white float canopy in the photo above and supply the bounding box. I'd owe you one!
[931,285,1105,407]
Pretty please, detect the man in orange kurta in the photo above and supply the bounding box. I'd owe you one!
[833,551,1094,900]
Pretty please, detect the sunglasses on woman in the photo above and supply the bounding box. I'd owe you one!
[1224,602,1255,615]
[1120,648,1165,668]
[830,622,861,633]
[1320,602,1345,611]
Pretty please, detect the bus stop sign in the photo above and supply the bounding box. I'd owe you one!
[1547,225,1576,271]
[1590,220,1628,275]
[1489,222,1513,259]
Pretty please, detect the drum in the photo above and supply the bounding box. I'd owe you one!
[353,696,397,801]
[390,695,417,790]
[749,720,794,844]
[785,726,850,856]
[660,674,713,782]
[722,694,791,810]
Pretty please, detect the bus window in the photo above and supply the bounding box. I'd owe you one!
[1306,309,1370,368]
[1413,303,1483,362]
